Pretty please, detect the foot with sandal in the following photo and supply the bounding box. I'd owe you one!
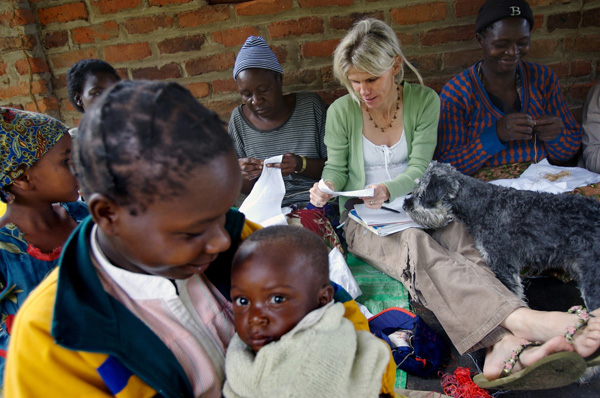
[474,306,600,390]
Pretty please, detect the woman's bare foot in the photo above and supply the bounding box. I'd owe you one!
[482,334,574,381]
[503,307,600,355]
[572,314,600,359]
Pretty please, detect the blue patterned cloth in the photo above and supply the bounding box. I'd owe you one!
[0,201,88,381]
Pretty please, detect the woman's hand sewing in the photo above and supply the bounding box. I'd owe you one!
[496,113,534,142]
[359,183,390,209]
[265,153,299,177]
[238,157,263,181]
[533,115,564,142]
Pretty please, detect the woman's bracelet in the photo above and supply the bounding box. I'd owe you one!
[295,155,307,174]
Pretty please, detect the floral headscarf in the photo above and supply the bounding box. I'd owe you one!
[0,108,68,203]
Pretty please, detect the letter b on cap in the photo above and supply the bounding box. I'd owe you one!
[510,6,521,16]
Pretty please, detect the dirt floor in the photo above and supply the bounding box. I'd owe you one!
[405,276,600,397]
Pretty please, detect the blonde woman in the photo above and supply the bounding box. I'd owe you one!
[310,18,599,390]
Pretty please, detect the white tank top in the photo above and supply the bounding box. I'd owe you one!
[363,132,408,186]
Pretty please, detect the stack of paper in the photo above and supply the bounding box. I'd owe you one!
[348,196,422,236]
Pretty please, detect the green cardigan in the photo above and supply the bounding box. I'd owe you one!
[321,81,440,210]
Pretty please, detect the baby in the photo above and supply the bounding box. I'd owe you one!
[224,225,396,398]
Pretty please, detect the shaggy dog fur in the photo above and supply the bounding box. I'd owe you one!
[403,161,600,310]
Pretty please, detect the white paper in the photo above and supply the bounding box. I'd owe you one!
[354,195,418,226]
[328,247,362,299]
[489,159,600,194]
[318,179,374,198]
[239,155,288,227]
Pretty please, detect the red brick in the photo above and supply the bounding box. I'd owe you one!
[25,97,59,113]
[283,69,318,86]
[186,82,210,98]
[43,31,68,49]
[185,52,236,76]
[0,82,28,99]
[317,88,346,106]
[213,79,238,94]
[30,79,50,95]
[0,62,7,76]
[269,17,323,39]
[178,5,230,28]
[72,21,119,44]
[420,24,475,46]
[565,35,600,52]
[527,39,558,59]
[0,36,23,51]
[298,0,353,7]
[424,76,452,94]
[454,0,480,19]
[52,74,67,91]
[200,99,239,122]
[571,60,592,77]
[131,63,182,80]
[38,2,88,25]
[271,45,288,65]
[571,82,595,101]
[235,0,293,17]
[397,32,416,46]
[150,0,192,5]
[0,9,35,27]
[50,48,98,69]
[329,12,384,31]
[105,42,152,63]
[547,12,581,33]
[212,26,259,47]
[15,57,50,75]
[301,39,340,58]
[92,0,142,14]
[21,34,38,51]
[547,62,569,79]
[124,15,174,35]
[441,48,481,69]
[528,0,568,7]
[582,8,600,28]
[391,2,447,26]
[409,54,440,73]
[321,65,334,84]
[157,35,205,54]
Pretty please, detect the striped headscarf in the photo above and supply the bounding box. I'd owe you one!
[233,36,283,80]
[0,108,68,203]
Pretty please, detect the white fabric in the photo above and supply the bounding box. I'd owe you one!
[239,155,289,226]
[223,302,389,398]
[363,132,408,186]
[489,159,600,193]
[328,247,362,299]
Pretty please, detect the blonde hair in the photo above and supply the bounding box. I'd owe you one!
[333,18,424,103]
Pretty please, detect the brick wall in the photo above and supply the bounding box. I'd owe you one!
[1,0,599,127]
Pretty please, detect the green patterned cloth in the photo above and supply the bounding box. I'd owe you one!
[346,253,410,389]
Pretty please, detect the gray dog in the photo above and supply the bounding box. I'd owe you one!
[403,161,600,310]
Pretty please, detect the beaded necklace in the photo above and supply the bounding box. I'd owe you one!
[365,85,402,133]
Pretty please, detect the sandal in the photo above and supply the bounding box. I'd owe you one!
[473,341,587,390]
[564,305,600,367]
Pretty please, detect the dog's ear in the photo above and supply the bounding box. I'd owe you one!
[420,174,446,207]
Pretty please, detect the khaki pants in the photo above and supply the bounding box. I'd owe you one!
[345,218,525,354]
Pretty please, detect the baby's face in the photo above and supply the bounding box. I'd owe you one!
[231,242,324,352]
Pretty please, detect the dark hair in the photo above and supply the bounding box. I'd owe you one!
[67,59,120,112]
[234,225,330,283]
[73,80,234,213]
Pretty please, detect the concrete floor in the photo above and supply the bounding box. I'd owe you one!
[405,277,600,397]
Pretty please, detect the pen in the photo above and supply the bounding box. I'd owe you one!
[381,206,402,214]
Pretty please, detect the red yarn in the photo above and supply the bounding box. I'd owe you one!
[439,367,492,398]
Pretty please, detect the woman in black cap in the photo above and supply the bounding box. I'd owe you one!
[436,0,582,175]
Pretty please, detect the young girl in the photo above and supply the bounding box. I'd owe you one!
[3,81,261,397]
[0,107,88,380]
